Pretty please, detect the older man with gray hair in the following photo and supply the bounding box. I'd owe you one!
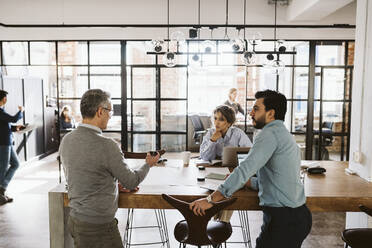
[59,89,159,248]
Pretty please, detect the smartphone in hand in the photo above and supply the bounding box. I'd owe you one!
[149,151,158,156]
[19,123,29,130]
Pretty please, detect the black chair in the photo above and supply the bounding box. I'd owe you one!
[190,115,207,144]
[313,121,334,160]
[162,194,237,248]
[321,121,334,146]
[122,150,169,248]
[342,205,372,248]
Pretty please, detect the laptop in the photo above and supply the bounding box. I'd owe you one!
[222,146,251,167]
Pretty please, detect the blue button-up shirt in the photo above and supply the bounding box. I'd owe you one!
[200,126,252,161]
[217,120,306,208]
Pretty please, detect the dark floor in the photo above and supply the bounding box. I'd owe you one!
[0,153,346,248]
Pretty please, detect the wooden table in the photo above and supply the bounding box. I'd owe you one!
[49,159,372,248]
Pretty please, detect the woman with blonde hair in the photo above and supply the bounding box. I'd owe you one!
[224,88,244,115]
[60,105,76,130]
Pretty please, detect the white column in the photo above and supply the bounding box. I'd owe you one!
[347,0,372,229]
[349,0,372,182]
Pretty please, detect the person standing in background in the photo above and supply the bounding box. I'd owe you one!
[224,88,244,116]
[60,105,76,130]
[0,90,25,206]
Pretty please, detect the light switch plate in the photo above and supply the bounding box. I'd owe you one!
[353,151,362,163]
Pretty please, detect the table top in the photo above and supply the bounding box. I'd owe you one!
[54,159,372,212]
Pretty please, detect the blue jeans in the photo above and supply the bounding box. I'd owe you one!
[0,145,20,189]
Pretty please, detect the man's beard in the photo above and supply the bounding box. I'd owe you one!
[253,116,266,129]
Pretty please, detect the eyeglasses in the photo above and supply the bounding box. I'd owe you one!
[102,107,114,116]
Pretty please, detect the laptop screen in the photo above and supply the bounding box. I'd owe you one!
[237,152,248,166]
[222,146,250,167]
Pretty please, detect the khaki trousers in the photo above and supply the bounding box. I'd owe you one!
[68,215,124,248]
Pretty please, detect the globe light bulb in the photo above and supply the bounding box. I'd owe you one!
[163,52,176,67]
[241,51,257,65]
[189,54,201,69]
[151,39,164,53]
[270,59,285,75]
[267,54,274,61]
[278,46,286,53]
[230,39,245,52]
[192,54,199,62]
[201,40,215,53]
[170,31,186,44]
[247,31,263,46]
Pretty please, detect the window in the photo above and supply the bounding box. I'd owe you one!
[0,39,353,160]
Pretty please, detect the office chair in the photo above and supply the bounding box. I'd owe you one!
[342,205,372,248]
[162,194,237,248]
[314,121,334,160]
[190,115,207,145]
[122,150,169,248]
[321,121,334,146]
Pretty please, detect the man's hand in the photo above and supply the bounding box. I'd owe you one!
[145,152,160,167]
[18,106,24,112]
[245,179,251,188]
[210,131,222,142]
[189,198,213,216]
[118,183,139,193]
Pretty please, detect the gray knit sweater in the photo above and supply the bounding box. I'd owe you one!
[59,125,150,224]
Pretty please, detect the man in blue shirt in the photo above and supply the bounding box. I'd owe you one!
[190,90,312,248]
[0,90,24,206]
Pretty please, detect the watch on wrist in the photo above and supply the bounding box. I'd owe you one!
[206,194,215,204]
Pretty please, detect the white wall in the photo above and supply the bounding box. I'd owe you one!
[349,0,372,182]
[0,0,356,40]
[346,0,372,229]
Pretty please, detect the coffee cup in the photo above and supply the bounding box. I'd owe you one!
[181,151,191,166]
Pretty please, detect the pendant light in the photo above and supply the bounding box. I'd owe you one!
[241,0,257,65]
[266,0,286,74]
[163,0,176,67]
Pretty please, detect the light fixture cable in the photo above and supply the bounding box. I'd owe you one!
[224,0,229,39]
[167,0,170,51]
[274,0,277,51]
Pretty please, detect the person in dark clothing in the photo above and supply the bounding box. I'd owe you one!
[60,105,76,129]
[0,90,25,206]
[224,88,244,115]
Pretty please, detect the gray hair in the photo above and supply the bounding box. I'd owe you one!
[80,89,111,119]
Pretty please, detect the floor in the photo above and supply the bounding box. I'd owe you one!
[0,153,346,248]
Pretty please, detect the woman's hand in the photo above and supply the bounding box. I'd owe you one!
[210,130,222,142]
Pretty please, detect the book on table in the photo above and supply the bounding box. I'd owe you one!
[195,159,222,166]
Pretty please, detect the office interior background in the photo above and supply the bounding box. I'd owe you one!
[1,0,372,247]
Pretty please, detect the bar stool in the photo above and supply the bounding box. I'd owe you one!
[229,211,252,248]
[122,150,170,248]
[342,205,372,248]
[162,194,237,248]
